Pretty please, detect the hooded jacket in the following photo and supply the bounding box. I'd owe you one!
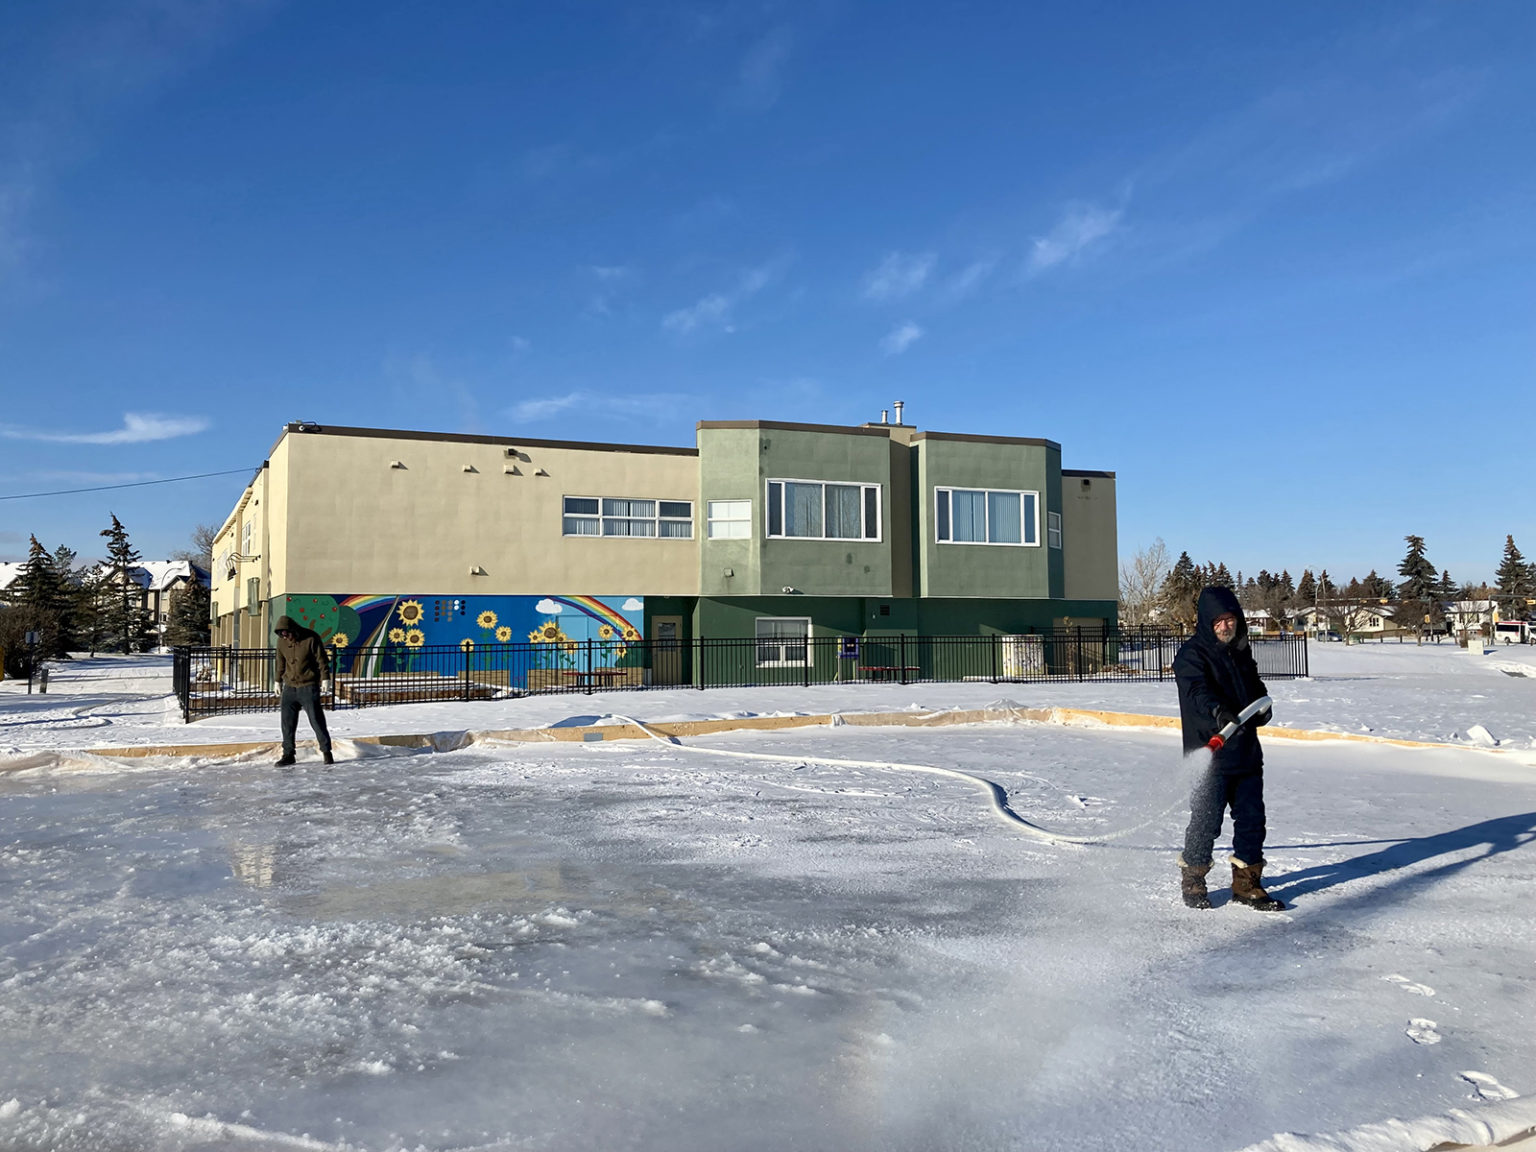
[1173,586,1269,772]
[273,615,331,688]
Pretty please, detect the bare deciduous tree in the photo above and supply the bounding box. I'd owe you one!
[1119,538,1170,628]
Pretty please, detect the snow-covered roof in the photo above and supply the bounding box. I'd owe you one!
[0,562,24,591]
[97,560,211,592]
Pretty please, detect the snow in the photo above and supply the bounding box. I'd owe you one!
[1,644,1533,1150]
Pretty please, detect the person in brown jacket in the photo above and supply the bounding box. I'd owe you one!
[273,615,333,766]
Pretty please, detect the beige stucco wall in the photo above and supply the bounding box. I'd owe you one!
[272,430,702,597]
[210,464,269,646]
[1060,473,1118,602]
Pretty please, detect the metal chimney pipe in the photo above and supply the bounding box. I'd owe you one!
[880,409,888,424]
[893,400,905,426]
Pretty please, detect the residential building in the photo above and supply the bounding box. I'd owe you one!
[211,419,1118,682]
[94,561,211,643]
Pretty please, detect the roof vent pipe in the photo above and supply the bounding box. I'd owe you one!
[880,409,888,424]
[893,400,905,426]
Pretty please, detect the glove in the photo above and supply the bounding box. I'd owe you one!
[1252,702,1272,727]
[1214,707,1238,731]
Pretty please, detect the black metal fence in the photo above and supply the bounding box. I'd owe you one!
[172,629,1307,723]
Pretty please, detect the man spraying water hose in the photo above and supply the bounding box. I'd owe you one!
[1174,586,1284,911]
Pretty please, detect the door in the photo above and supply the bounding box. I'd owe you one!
[650,616,684,685]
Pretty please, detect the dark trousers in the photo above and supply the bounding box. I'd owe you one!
[1183,768,1266,868]
[280,684,332,758]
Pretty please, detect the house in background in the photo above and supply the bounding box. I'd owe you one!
[211,417,1118,682]
[93,560,211,644]
[0,562,24,606]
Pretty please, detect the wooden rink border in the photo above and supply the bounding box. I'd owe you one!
[6,704,1502,768]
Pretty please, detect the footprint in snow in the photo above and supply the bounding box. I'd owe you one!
[1459,1071,1519,1101]
[1406,1019,1441,1045]
[1382,974,1435,996]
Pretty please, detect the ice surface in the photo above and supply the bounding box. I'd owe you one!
[1,647,1534,1150]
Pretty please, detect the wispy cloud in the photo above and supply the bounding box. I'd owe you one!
[939,256,999,302]
[733,27,793,111]
[0,412,209,444]
[1028,204,1124,272]
[662,258,787,335]
[506,390,694,426]
[0,3,272,286]
[880,322,924,356]
[861,252,937,301]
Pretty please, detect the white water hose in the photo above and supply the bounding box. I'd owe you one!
[1208,695,1274,751]
[611,698,1275,848]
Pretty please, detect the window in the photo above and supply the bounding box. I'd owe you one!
[707,500,753,539]
[563,496,693,538]
[935,488,1037,546]
[1048,511,1062,550]
[756,617,810,666]
[765,480,880,540]
[241,519,252,555]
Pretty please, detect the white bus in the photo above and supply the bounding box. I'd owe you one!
[1493,620,1532,645]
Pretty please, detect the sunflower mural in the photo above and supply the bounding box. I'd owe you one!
[307,594,646,688]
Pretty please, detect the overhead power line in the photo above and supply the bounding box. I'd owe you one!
[0,468,255,501]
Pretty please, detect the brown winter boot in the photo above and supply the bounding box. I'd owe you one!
[1178,856,1212,909]
[1231,860,1285,911]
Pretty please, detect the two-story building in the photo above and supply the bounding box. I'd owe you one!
[211,419,1118,681]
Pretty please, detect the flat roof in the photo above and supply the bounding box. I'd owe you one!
[697,420,893,438]
[272,423,699,457]
[1063,469,1116,479]
[912,430,1062,451]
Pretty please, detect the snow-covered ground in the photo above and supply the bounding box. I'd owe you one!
[1,644,1533,1151]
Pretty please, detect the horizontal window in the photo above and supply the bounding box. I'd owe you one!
[755,616,810,667]
[563,495,693,539]
[935,487,1038,546]
[766,480,881,541]
[707,499,753,540]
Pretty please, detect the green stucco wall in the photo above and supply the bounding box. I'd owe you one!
[914,437,1065,599]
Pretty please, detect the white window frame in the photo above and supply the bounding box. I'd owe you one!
[764,479,882,541]
[755,616,811,667]
[934,487,1039,547]
[706,499,753,539]
[562,495,694,539]
[1047,511,1062,550]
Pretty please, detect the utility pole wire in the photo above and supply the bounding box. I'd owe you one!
[0,468,255,501]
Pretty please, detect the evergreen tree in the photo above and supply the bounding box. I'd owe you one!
[98,514,154,654]
[164,575,212,647]
[1362,569,1395,600]
[1295,569,1317,606]
[1438,569,1456,600]
[1493,535,1536,621]
[9,535,73,658]
[1396,535,1441,640]
[1212,562,1233,589]
[1159,551,1202,628]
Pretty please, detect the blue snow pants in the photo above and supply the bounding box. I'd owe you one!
[1183,768,1266,868]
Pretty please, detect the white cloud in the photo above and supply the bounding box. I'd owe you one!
[861,252,936,301]
[0,412,209,444]
[880,322,924,356]
[534,599,563,615]
[509,393,584,422]
[621,598,644,611]
[1028,204,1124,272]
[663,292,732,334]
[941,257,998,301]
[506,390,694,426]
[662,259,786,336]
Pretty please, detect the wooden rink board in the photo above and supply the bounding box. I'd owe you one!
[8,704,1496,768]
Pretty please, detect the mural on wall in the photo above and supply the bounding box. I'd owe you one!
[276,594,645,678]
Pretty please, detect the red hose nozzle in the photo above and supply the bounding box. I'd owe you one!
[1206,735,1226,752]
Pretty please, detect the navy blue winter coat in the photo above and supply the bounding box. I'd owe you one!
[1174,586,1270,773]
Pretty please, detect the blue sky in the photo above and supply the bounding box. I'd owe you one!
[1,1,1532,585]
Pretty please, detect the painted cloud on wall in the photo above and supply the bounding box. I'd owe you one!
[622,598,643,611]
[534,599,563,614]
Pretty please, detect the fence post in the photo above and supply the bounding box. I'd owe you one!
[462,644,470,701]
[900,633,908,686]
[803,636,810,688]
[1075,626,1083,682]
[697,637,705,690]
[991,633,998,683]
[586,637,594,695]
